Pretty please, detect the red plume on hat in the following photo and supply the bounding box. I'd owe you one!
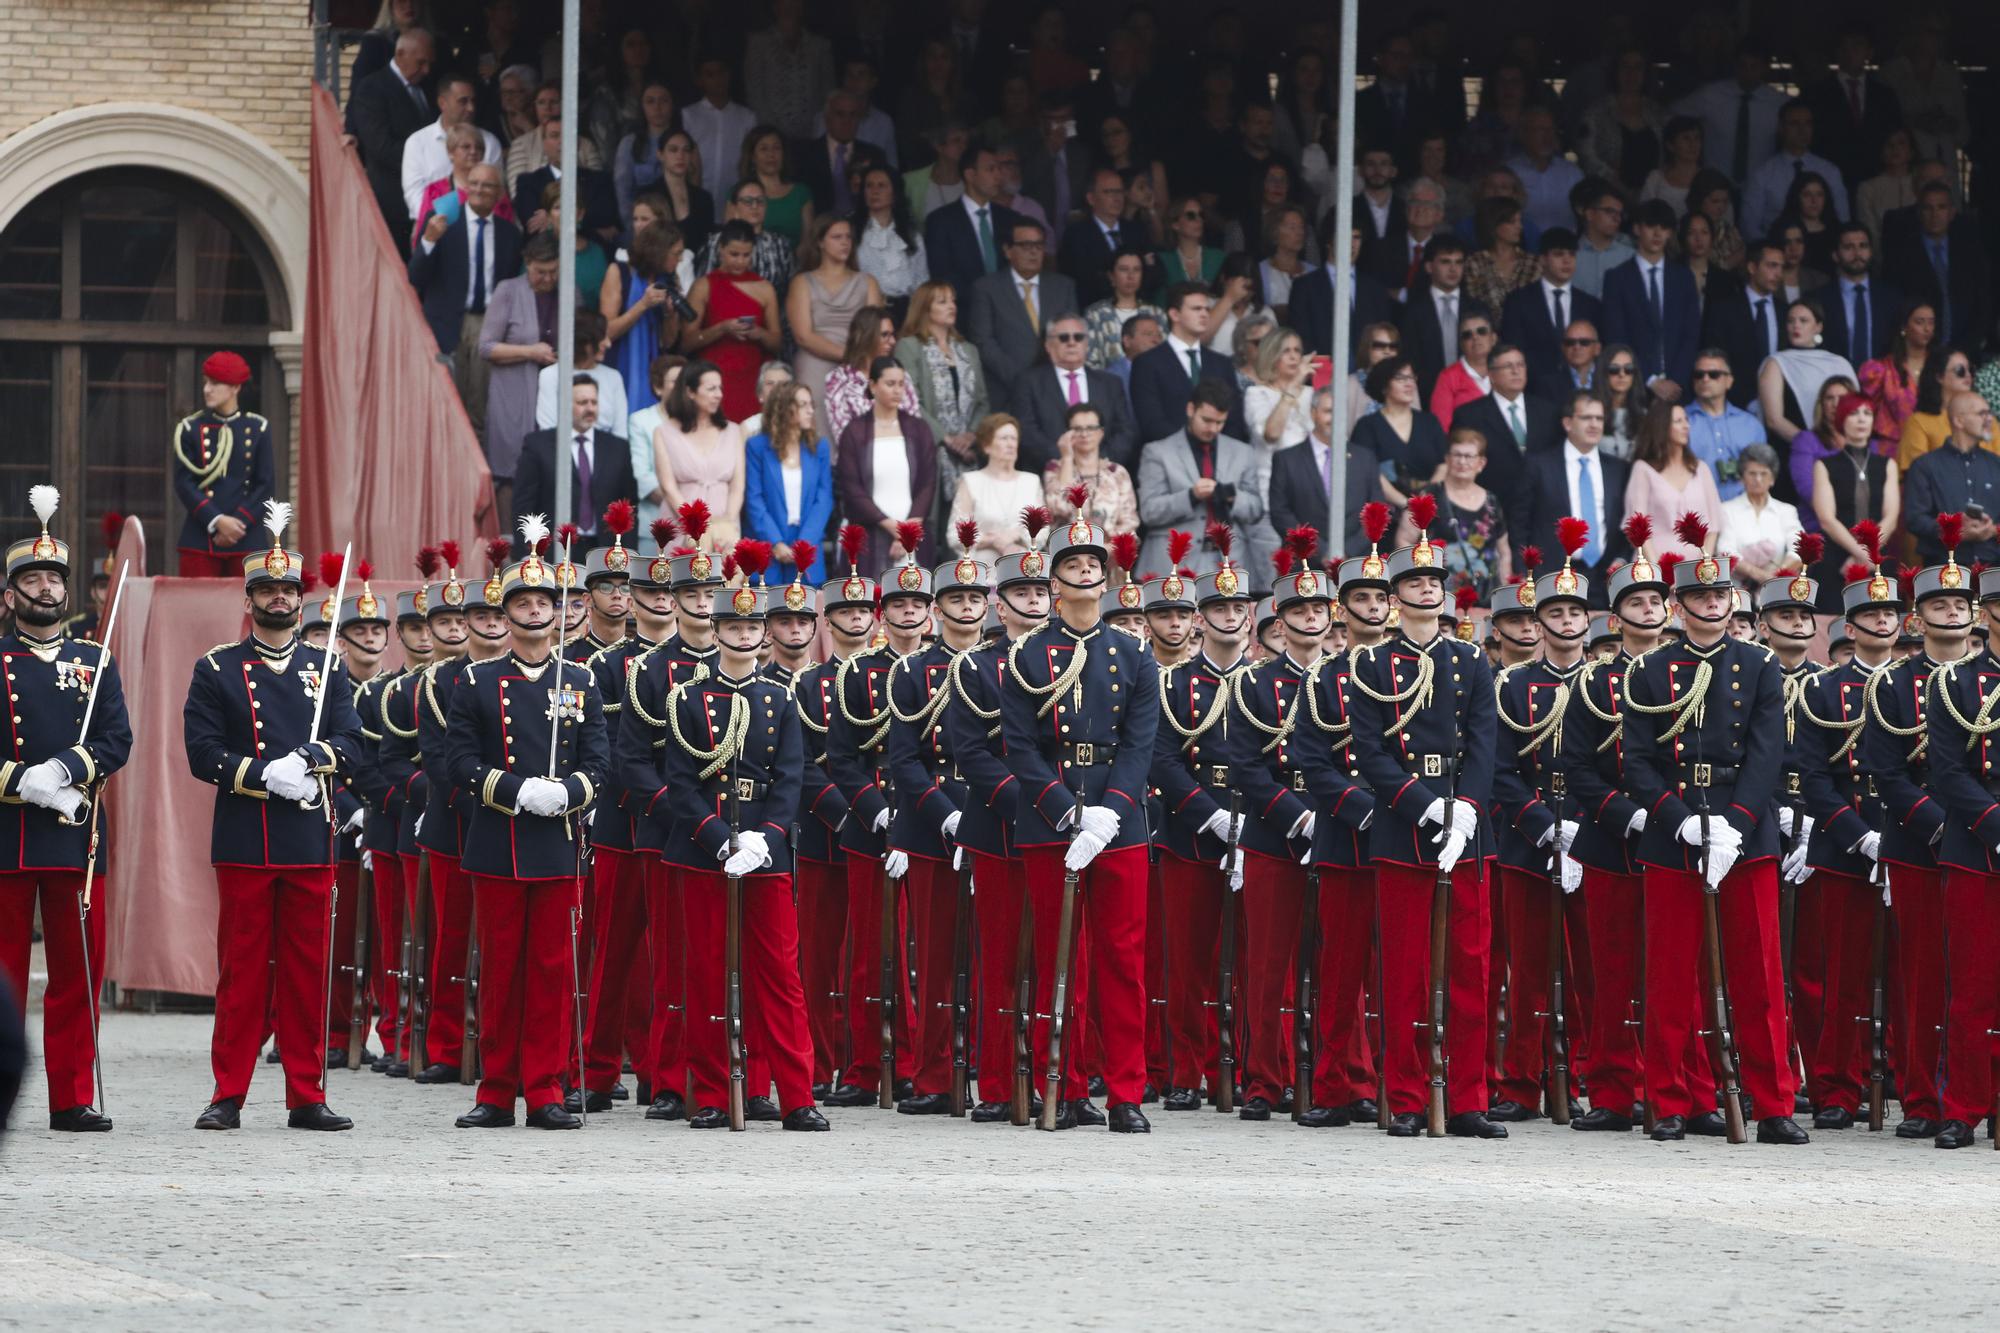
[1557,517,1590,564]
[722,554,739,582]
[356,558,375,583]
[1166,529,1193,568]
[1065,481,1090,512]
[602,498,635,540]
[100,511,123,547]
[300,570,318,595]
[789,539,817,581]
[1518,544,1542,574]
[1672,511,1709,553]
[1850,518,1882,568]
[485,537,511,570]
[1286,526,1319,564]
[1273,549,1295,577]
[678,499,711,544]
[1454,584,1480,613]
[416,545,441,579]
[1794,531,1824,566]
[955,519,980,552]
[1020,505,1051,547]
[319,551,346,588]
[439,539,462,573]
[1843,561,1872,585]
[650,516,678,551]
[1109,531,1140,576]
[1405,492,1437,535]
[1940,511,1965,556]
[1622,512,1652,551]
[1205,519,1233,560]
[894,520,925,560]
[839,522,867,570]
[732,538,773,582]
[1658,552,1684,580]
[1897,565,1917,601]
[1361,501,1392,548]
[556,522,580,555]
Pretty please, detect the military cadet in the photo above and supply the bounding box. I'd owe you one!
[647,545,828,1131]
[441,517,607,1130]
[1253,597,1283,663]
[1727,583,1759,640]
[1923,560,2000,1147]
[1793,530,1899,1132]
[619,504,727,1121]
[824,521,928,1108]
[173,351,274,579]
[1825,622,1853,665]
[1345,493,1503,1139]
[1860,518,1969,1141]
[761,540,820,686]
[943,514,1051,1121]
[302,570,369,1061]
[1621,512,1803,1144]
[882,526,988,1114]
[1102,528,1150,642]
[0,487,132,1131]
[1489,525,1595,1124]
[184,500,364,1131]
[557,525,594,659]
[1585,613,1620,659]
[1488,560,1544,669]
[1136,529,1198,1098]
[998,508,1160,1133]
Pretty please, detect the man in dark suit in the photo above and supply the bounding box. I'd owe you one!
[512,377,639,557]
[797,89,884,216]
[1448,344,1555,528]
[1532,318,1605,405]
[1799,30,1906,191]
[1876,162,1953,266]
[408,164,522,432]
[1397,234,1488,401]
[1353,30,1445,175]
[1268,386,1385,558]
[1129,282,1235,444]
[1699,239,1785,408]
[1886,183,1994,352]
[1014,314,1137,473]
[349,27,435,241]
[964,217,1079,414]
[1600,200,1701,402]
[1820,221,1900,367]
[1023,93,1094,235]
[512,119,620,249]
[1056,168,1133,307]
[1292,217,1397,362]
[1352,145,1409,287]
[1501,228,1603,381]
[1522,388,1631,607]
[922,139,1021,298]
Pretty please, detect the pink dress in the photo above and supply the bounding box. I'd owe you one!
[655,419,745,549]
[1625,459,1724,559]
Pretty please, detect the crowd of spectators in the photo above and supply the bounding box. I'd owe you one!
[345,0,1999,606]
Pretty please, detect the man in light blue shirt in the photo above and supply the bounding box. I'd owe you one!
[1740,100,1849,240]
[1505,108,1585,234]
[1569,183,1635,299]
[1686,349,1763,501]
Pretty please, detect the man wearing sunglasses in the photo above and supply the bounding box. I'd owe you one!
[1535,320,1604,404]
[966,217,1080,415]
[1017,314,1136,474]
[1685,351,1762,501]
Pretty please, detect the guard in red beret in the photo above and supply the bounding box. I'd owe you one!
[174,351,273,578]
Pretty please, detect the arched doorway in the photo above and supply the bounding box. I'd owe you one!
[0,167,291,567]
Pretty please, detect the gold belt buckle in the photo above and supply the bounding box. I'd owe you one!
[1549,773,1567,796]
[1209,765,1229,786]
[1693,763,1712,787]
[1423,754,1443,778]
[1291,772,1307,791]
[1074,742,1095,765]
[736,777,757,802]
[1786,772,1801,795]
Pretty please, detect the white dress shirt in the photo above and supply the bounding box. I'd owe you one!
[1540,277,1574,331]
[536,363,628,440]
[400,119,504,219]
[1741,152,1850,239]
[1054,365,1092,406]
[1563,439,1606,542]
[1165,334,1205,380]
[683,99,758,191]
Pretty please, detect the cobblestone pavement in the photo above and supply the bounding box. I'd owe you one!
[4,1010,1999,1330]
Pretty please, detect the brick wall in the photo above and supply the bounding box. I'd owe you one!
[0,0,312,171]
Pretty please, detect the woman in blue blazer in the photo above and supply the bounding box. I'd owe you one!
[743,379,834,584]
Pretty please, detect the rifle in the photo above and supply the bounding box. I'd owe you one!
[1542,781,1572,1126]
[1038,780,1085,1131]
[409,853,433,1074]
[876,769,900,1110]
[1371,912,1388,1128]
[1290,857,1321,1122]
[343,856,374,1071]
[68,558,127,1114]
[723,739,748,1131]
[1212,792,1240,1113]
[1863,861,1889,1131]
[455,893,480,1084]
[1697,792,1749,1144]
[1009,897,1036,1126]
[1425,772,1454,1138]
[946,852,974,1117]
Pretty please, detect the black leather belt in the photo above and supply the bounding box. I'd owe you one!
[1400,753,1459,779]
[1044,740,1118,767]
[1673,762,1739,788]
[707,775,770,801]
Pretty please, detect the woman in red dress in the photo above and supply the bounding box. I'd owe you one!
[682,219,783,422]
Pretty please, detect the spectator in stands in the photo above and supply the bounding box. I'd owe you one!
[1857,302,1936,459]
[1786,374,1860,525]
[350,27,436,241]
[1095,115,1171,227]
[650,359,747,553]
[1399,234,1487,402]
[737,125,814,249]
[1353,355,1446,501]
[1457,58,1534,178]
[1243,329,1316,454]
[409,162,520,436]
[1522,391,1630,597]
[401,72,502,227]
[1625,400,1721,561]
[826,306,914,445]
[812,56,898,168]
[1686,169,1745,274]
[788,214,883,420]
[736,362,793,440]
[1675,211,1718,310]
[533,309,626,440]
[854,163,928,323]
[611,80,677,227]
[1269,386,1388,557]
[513,118,619,249]
[744,0,835,142]
[493,63,539,152]
[1757,298,1854,454]
[1464,196,1542,325]
[1059,169,1132,309]
[1885,182,1994,352]
[1340,322,1408,436]
[1455,169,1545,253]
[1107,311,1162,409]
[1822,222,1897,367]
[642,132,712,258]
[1602,198,1700,403]
[584,30,663,167]
[1506,106,1584,234]
[1771,220,1824,304]
[682,220,783,422]
[1670,39,1785,187]
[743,380,834,585]
[1449,341,1548,520]
[1904,392,2000,568]
[897,40,976,167]
[1576,45,1666,195]
[479,229,561,513]
[922,138,1018,299]
[1810,392,1899,602]
[1535,318,1600,402]
[1023,92,1092,235]
[835,356,938,573]
[347,0,432,95]
[1394,426,1512,598]
[1854,129,1918,255]
[1012,313,1135,475]
[904,121,970,222]
[1715,442,1804,587]
[1082,247,1162,372]
[625,352,684,529]
[695,182,796,295]
[1157,198,1223,296]
[1351,145,1406,287]
[1741,101,1848,242]
[1684,349,1760,502]
[1428,308,1497,430]
[1638,116,1704,215]
[966,217,1078,413]
[1898,348,1985,473]
[1776,171,1842,279]
[513,375,639,556]
[1136,378,1266,577]
[599,220,685,417]
[798,90,875,220]
[1044,400,1140,539]
[1209,260,1273,372]
[948,414,1045,565]
[1799,27,1904,191]
[1569,180,1633,301]
[1503,229,1599,382]
[410,123,517,252]
[1598,343,1648,461]
[1701,239,1786,407]
[1386,176,1449,301]
[505,82,604,196]
[683,55,757,202]
[1257,204,1316,327]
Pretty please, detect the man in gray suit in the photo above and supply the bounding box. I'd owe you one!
[1014,313,1136,473]
[965,217,1079,414]
[1137,379,1268,577]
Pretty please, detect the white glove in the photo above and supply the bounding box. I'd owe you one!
[1555,820,1579,856]
[1703,841,1741,889]
[1448,799,1477,843]
[352,829,365,853]
[1420,798,1447,830]
[722,830,773,877]
[871,807,890,833]
[50,787,87,822]
[1198,808,1233,840]
[263,750,314,801]
[952,844,964,870]
[412,809,425,839]
[17,757,71,809]
[1437,831,1469,875]
[1931,823,1945,847]
[1626,809,1647,838]
[344,805,366,834]
[1299,842,1315,865]
[1288,810,1316,841]
[940,811,961,838]
[518,776,568,816]
[1229,861,1244,892]
[1677,816,1708,847]
[1795,814,1815,845]
[1536,823,1558,847]
[1781,841,1812,885]
[1777,806,1796,838]
[1065,829,1107,871]
[1219,846,1244,879]
[361,848,374,872]
[883,849,910,879]
[1077,805,1121,843]
[1854,830,1882,861]
[1558,852,1582,894]
[1358,809,1373,831]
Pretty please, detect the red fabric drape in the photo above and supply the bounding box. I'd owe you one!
[297,84,496,565]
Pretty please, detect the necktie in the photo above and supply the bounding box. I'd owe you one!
[1846,77,1863,124]
[410,82,429,115]
[1065,370,1081,405]
[1442,293,1457,345]
[1021,280,1039,333]
[1732,88,1752,182]
[1929,239,1951,334]
[574,433,593,526]
[470,216,488,312]
[1404,243,1423,291]
[832,143,851,214]
[1647,265,1662,327]
[1507,400,1526,445]
[1754,296,1772,358]
[1577,460,1600,563]
[976,206,997,273]
[1850,282,1869,362]
[1052,151,1071,227]
[1105,223,1120,249]
[1551,285,1565,331]
[1186,346,1201,381]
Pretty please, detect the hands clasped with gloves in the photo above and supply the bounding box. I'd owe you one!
[17,758,73,810]
[1197,808,1237,842]
[1066,830,1108,871]
[1781,841,1813,885]
[1558,853,1582,894]
[1854,831,1882,862]
[723,831,772,878]
[1625,809,1647,839]
[1679,816,1744,888]
[883,850,910,879]
[262,750,316,802]
[940,811,962,839]
[1076,805,1120,843]
[517,776,569,817]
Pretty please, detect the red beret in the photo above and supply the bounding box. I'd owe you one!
[202,350,252,386]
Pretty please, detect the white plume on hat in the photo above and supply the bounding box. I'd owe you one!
[28,484,58,528]
[518,512,550,550]
[263,498,292,545]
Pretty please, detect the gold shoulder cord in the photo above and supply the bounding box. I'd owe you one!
[1622,658,1711,743]
[1865,664,1926,761]
[380,675,419,739]
[1300,658,1353,755]
[1160,663,1232,752]
[888,652,953,729]
[172,414,231,491]
[625,652,667,729]
[1795,671,1867,762]
[950,650,1000,727]
[1006,632,1088,720]
[423,662,449,729]
[1493,667,1570,759]
[1574,661,1626,754]
[835,654,894,749]
[1934,659,2000,750]
[1229,664,1301,755]
[1346,643,1434,741]
[666,680,748,779]
[795,668,829,735]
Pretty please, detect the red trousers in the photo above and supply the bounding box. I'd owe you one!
[1942,870,2000,1123]
[421,853,472,1069]
[470,874,576,1111]
[1023,844,1147,1106]
[796,858,848,1084]
[842,852,914,1093]
[642,858,687,1101]
[1145,864,1168,1090]
[903,858,969,1096]
[1310,866,1377,1109]
[1492,866,1586,1111]
[0,869,105,1111]
[327,860,360,1048]
[1157,855,1225,1092]
[1241,851,1310,1106]
[212,866,335,1109]
[371,851,406,1060]
[177,548,238,578]
[1808,871,1881,1115]
[1790,881,1828,1103]
[1486,873,1508,1086]
[972,851,1029,1105]
[1890,865,1947,1121]
[1577,869,1669,1116]
[583,847,647,1091]
[1375,859,1492,1117]
[681,869,815,1112]
[1644,861,1794,1119]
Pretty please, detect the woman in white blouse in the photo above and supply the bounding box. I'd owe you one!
[1242,329,1319,452]
[853,163,929,321]
[948,414,1044,567]
[1714,442,1804,587]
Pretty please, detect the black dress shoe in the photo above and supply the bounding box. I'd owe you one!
[1277,1087,1295,1113]
[970,1101,1012,1122]
[608,1082,629,1101]
[563,1088,613,1113]
[49,1105,112,1132]
[1352,1097,1379,1122]
[1896,1116,1939,1139]
[326,1049,349,1070]
[1935,1118,1975,1149]
[1044,1101,1077,1130]
[1485,1099,1539,1123]
[1447,1110,1508,1139]
[896,1091,952,1115]
[1688,1110,1729,1137]
[783,1106,831,1131]
[1650,1115,1687,1141]
[1238,1096,1273,1122]
[265,1045,282,1064]
[527,1103,582,1130]
[288,1103,353,1131]
[746,1095,782,1122]
[645,1092,686,1121]
[1298,1103,1352,1128]
[194,1098,241,1130]
[1141,1083,1160,1104]
[1812,1105,1855,1130]
[1071,1099,1107,1126]
[821,1083,876,1108]
[811,1082,832,1101]
[1757,1115,1809,1145]
[1385,1111,1423,1137]
[1794,1090,1812,1115]
[893,1078,916,1100]
[383,1060,411,1079]
[1088,1075,1108,1097]
[1108,1101,1150,1133]
[1161,1086,1203,1111]
[414,1062,461,1085]
[1571,1106,1634,1131]
[455,1103,515,1128]
[688,1105,731,1129]
[370,1053,393,1073]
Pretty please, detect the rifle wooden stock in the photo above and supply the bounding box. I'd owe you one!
[1865,870,1888,1132]
[409,853,433,1072]
[344,858,374,1072]
[1039,826,1083,1132]
[1545,880,1571,1125]
[1009,902,1035,1126]
[1291,862,1321,1122]
[1699,808,1749,1144]
[1215,794,1241,1114]
[1426,788,1454,1138]
[948,857,974,1117]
